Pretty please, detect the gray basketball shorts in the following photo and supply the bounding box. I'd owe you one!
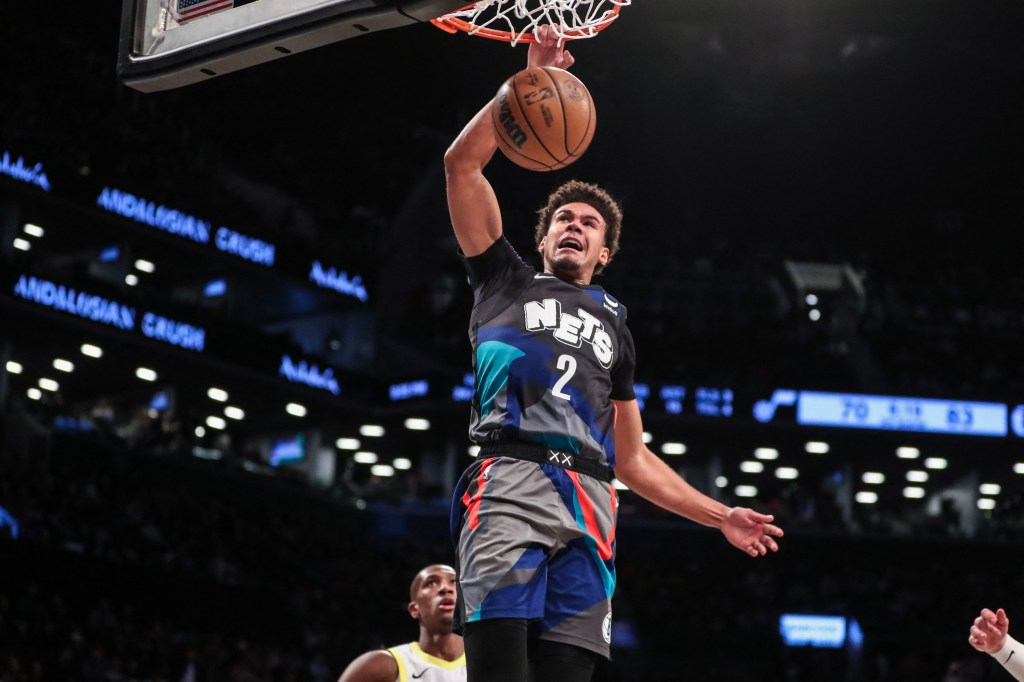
[450,456,618,657]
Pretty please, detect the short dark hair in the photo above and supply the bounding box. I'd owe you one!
[534,180,623,274]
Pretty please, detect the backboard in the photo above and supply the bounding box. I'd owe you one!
[118,0,466,93]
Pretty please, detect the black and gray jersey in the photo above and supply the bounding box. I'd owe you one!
[461,237,636,469]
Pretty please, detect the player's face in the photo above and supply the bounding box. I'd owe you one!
[409,565,458,633]
[539,202,610,284]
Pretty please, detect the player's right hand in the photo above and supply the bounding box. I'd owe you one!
[970,607,1010,654]
[528,24,574,70]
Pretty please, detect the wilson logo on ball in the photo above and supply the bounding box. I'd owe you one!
[496,91,529,148]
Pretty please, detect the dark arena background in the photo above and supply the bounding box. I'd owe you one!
[3,0,1024,680]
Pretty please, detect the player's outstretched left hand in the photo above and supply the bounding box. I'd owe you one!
[721,507,783,557]
[528,24,574,70]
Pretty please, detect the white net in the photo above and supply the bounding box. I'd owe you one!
[432,0,630,45]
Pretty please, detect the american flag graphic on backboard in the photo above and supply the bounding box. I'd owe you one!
[175,0,234,23]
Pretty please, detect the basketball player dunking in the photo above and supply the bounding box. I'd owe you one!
[337,564,465,682]
[444,24,785,682]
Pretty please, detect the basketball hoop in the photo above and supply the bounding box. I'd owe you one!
[431,0,629,46]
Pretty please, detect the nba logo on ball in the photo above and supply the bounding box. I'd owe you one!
[491,66,596,172]
[524,88,554,106]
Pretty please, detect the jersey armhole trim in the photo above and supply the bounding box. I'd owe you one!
[386,647,407,682]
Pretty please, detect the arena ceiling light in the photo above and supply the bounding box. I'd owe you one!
[371,464,395,477]
[224,406,245,420]
[12,238,31,251]
[906,470,929,483]
[134,259,156,273]
[611,479,629,491]
[286,403,307,417]
[81,344,103,358]
[775,467,799,480]
[335,438,360,450]
[207,387,229,402]
[1015,463,1024,475]
[53,358,74,373]
[5,361,23,374]
[854,491,878,504]
[360,424,385,437]
[136,367,157,382]
[903,487,926,499]
[404,418,430,431]
[195,426,206,437]
[353,452,378,464]
[977,498,996,511]
[205,415,226,430]
[467,445,480,458]
[39,378,59,392]
[924,457,948,470]
[979,483,1002,496]
[642,432,653,444]
[27,388,42,400]
[125,274,139,287]
[23,223,44,238]
[861,472,885,485]
[740,461,764,474]
[734,485,758,498]
[754,448,779,460]
[661,442,687,455]
[896,446,920,459]
[805,441,830,454]
[393,458,413,470]
[715,476,729,488]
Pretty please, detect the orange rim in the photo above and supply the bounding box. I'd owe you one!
[430,2,623,43]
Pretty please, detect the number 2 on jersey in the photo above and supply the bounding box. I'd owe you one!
[552,354,577,400]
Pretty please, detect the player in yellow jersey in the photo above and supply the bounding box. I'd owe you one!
[338,564,466,682]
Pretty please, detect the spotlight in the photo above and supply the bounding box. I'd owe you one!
[207,387,228,402]
[81,344,103,358]
[136,367,157,382]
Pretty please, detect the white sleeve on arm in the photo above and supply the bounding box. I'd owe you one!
[992,634,1024,681]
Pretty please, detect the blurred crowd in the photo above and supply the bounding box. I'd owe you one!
[2,424,1023,681]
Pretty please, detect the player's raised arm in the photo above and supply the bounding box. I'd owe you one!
[443,26,574,257]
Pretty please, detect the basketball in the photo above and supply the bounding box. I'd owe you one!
[491,66,596,172]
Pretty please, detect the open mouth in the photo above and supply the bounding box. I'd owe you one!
[558,237,583,252]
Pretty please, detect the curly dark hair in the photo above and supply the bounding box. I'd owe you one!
[534,180,623,275]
